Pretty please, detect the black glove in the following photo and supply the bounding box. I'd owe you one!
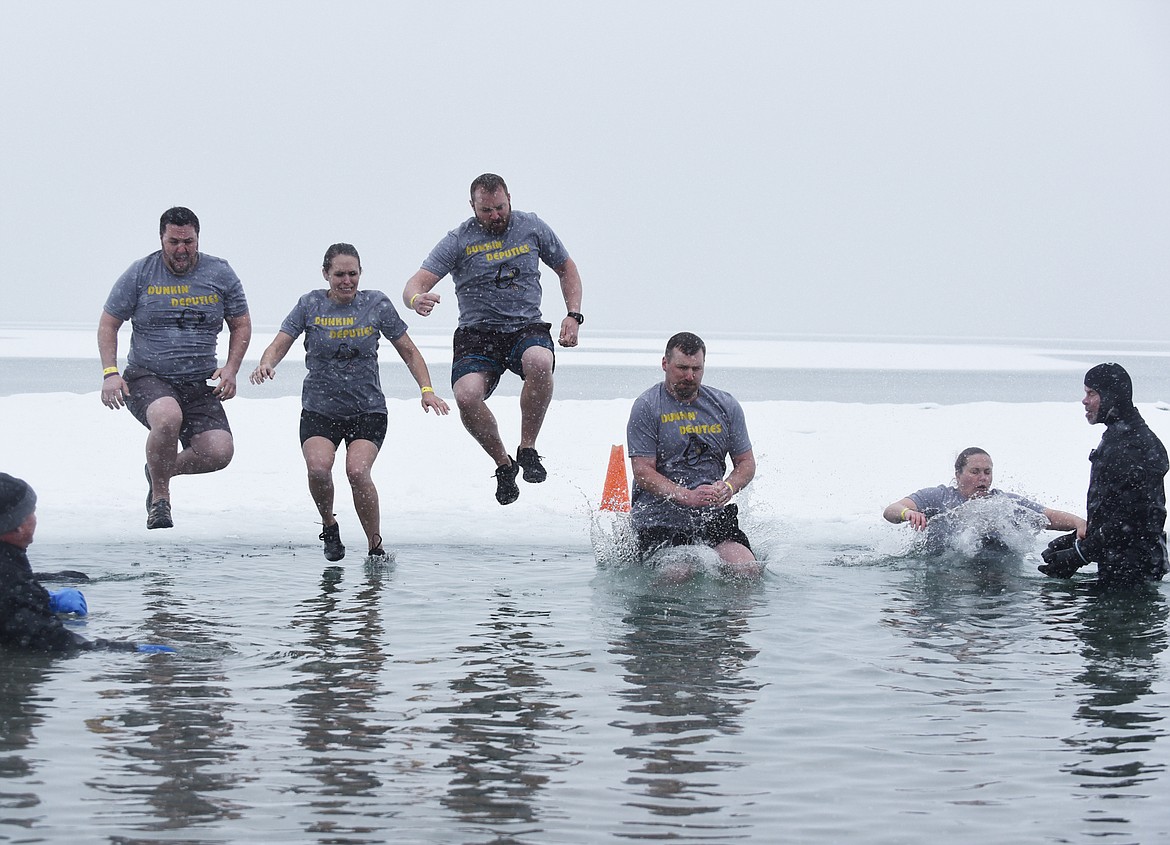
[1038,533,1088,578]
[1042,531,1077,559]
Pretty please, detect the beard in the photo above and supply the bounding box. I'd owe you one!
[483,214,510,235]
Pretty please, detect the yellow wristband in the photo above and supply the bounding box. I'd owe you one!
[421,386,434,394]
[900,507,910,522]
[102,366,119,376]
[723,480,736,494]
[410,293,420,308]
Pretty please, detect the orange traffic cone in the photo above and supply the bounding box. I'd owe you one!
[600,444,631,512]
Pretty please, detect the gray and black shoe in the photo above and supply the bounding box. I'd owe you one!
[515,447,547,483]
[320,522,345,561]
[495,459,520,505]
[147,499,173,530]
[367,534,391,562]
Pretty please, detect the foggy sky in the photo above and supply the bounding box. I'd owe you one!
[2,1,1167,341]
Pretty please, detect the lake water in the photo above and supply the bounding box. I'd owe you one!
[4,535,1168,844]
[9,329,1170,404]
[3,334,1170,843]
[12,355,1170,405]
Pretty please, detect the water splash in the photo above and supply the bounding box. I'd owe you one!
[917,495,1048,557]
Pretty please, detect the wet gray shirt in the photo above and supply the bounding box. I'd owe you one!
[279,289,408,418]
[626,383,752,530]
[420,210,570,331]
[103,251,249,380]
[908,485,1045,518]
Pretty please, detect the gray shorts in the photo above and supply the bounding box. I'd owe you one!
[123,365,231,448]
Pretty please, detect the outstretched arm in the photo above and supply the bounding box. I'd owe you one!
[212,313,253,400]
[884,497,928,530]
[98,310,129,409]
[1043,507,1087,539]
[554,257,583,348]
[404,269,443,317]
[250,331,296,384]
[389,332,450,415]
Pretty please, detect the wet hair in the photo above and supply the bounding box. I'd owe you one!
[322,243,361,272]
[665,332,706,358]
[470,173,509,199]
[159,207,200,236]
[1084,362,1134,422]
[954,447,990,474]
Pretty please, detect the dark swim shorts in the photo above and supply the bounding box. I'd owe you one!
[636,504,753,557]
[123,365,231,448]
[450,323,555,399]
[299,410,388,449]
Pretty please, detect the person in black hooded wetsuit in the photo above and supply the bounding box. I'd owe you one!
[1040,363,1169,586]
[0,473,166,653]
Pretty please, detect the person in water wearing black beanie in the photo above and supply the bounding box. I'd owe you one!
[0,473,173,653]
[1040,363,1169,586]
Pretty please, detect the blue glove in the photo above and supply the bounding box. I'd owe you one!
[48,588,88,616]
[137,644,176,654]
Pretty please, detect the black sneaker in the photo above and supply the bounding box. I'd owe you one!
[515,447,547,483]
[320,522,345,561]
[495,459,520,505]
[146,499,173,530]
[367,534,391,562]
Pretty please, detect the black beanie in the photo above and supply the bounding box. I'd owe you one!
[0,473,37,534]
[1084,362,1135,422]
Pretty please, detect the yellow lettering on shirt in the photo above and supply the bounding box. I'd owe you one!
[484,245,532,262]
[314,316,356,327]
[678,424,723,436]
[328,326,376,339]
[170,294,220,307]
[148,284,190,295]
[465,240,504,256]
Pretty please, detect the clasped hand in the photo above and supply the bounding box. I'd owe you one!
[686,482,733,508]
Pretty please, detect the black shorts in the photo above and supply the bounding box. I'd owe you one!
[450,323,555,399]
[123,365,231,449]
[299,410,388,449]
[636,504,753,557]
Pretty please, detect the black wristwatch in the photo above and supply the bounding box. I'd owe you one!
[567,311,584,325]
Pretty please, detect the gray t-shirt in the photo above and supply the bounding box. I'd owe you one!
[626,383,752,530]
[104,251,249,380]
[420,209,570,331]
[279,289,408,418]
[908,485,1046,518]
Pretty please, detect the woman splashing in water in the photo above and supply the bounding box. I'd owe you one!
[883,447,1085,554]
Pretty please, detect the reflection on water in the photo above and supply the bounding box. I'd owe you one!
[1056,585,1168,810]
[288,563,394,830]
[883,550,1035,655]
[429,591,580,840]
[607,569,764,836]
[1,541,1169,843]
[0,654,52,812]
[878,546,1170,842]
[84,575,244,831]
